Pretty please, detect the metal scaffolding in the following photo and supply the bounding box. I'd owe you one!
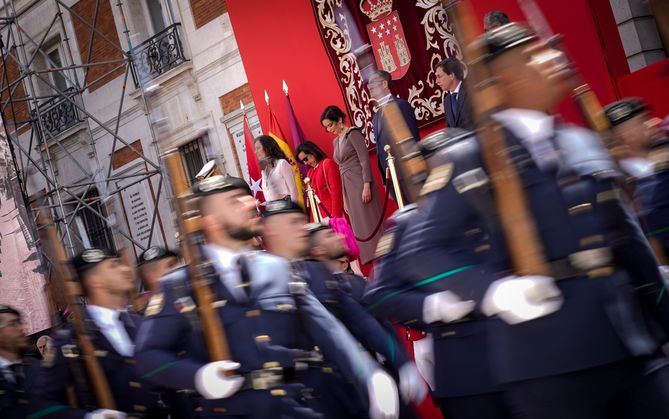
[0,0,175,317]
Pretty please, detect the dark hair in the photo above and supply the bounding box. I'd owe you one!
[320,105,346,124]
[484,10,510,31]
[374,70,392,86]
[254,135,288,164]
[436,58,464,81]
[0,304,20,318]
[296,141,327,162]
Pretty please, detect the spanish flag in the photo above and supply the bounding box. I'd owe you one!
[267,104,304,207]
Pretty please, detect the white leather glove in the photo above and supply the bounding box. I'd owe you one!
[398,362,428,404]
[367,369,399,419]
[195,360,245,399]
[85,409,126,419]
[482,276,563,324]
[423,291,476,323]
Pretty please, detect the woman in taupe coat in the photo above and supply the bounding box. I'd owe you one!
[320,105,384,264]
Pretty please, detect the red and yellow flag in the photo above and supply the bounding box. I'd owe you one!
[267,104,304,206]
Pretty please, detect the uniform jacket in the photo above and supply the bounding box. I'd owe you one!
[1,356,40,419]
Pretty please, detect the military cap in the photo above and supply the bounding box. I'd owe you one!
[137,246,179,267]
[262,199,304,218]
[196,160,217,180]
[420,128,472,158]
[604,97,648,127]
[192,175,251,197]
[477,22,537,62]
[306,222,330,236]
[70,248,118,275]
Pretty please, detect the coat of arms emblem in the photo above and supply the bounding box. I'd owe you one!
[361,0,411,80]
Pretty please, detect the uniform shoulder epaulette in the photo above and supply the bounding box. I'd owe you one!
[555,125,621,179]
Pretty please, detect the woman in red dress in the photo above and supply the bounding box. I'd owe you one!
[296,141,344,219]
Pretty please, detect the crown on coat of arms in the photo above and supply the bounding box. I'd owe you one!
[360,0,393,21]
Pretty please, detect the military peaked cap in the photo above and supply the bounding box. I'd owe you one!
[604,97,648,127]
[262,199,304,218]
[137,246,179,267]
[192,175,251,197]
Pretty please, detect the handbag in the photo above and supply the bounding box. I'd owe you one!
[318,161,360,259]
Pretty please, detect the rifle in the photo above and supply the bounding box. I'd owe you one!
[36,210,116,409]
[442,0,550,276]
[163,150,233,363]
[517,0,668,265]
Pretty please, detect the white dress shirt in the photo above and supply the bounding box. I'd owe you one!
[86,305,134,357]
[262,159,298,202]
[0,355,17,384]
[493,108,560,171]
[202,244,249,301]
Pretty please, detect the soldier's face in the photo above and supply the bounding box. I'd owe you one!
[613,113,658,154]
[264,213,309,258]
[93,258,134,295]
[491,42,571,111]
[206,190,261,241]
[314,229,348,260]
[0,313,29,353]
[140,256,178,291]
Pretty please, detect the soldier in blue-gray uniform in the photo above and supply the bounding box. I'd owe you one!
[261,200,426,418]
[604,97,669,265]
[1,305,41,419]
[368,22,669,419]
[29,249,170,419]
[133,176,400,419]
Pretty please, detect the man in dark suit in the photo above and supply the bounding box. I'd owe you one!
[435,58,474,131]
[368,70,420,187]
[0,305,40,419]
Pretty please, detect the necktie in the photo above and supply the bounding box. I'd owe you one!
[237,255,252,298]
[450,93,458,120]
[10,363,24,391]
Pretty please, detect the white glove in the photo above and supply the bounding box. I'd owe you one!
[482,275,563,324]
[398,362,428,404]
[195,360,245,400]
[367,369,399,419]
[423,291,476,323]
[85,409,126,419]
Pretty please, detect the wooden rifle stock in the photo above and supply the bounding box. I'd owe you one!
[444,1,550,276]
[163,151,232,362]
[36,211,116,409]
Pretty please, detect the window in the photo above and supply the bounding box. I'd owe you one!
[46,47,68,93]
[179,137,207,185]
[72,189,116,252]
[146,0,167,34]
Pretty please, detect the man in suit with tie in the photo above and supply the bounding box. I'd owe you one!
[367,70,420,193]
[0,305,40,419]
[435,58,474,131]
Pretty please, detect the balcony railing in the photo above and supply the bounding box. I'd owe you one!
[34,87,81,137]
[131,23,187,87]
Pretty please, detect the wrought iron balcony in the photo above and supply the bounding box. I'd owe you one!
[131,23,187,87]
[35,87,81,137]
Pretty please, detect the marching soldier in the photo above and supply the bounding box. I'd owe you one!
[368,22,669,419]
[30,249,169,418]
[133,176,400,418]
[1,305,40,419]
[604,97,669,260]
[261,200,426,418]
[135,247,180,313]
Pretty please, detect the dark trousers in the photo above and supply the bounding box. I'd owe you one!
[506,354,669,419]
[437,392,517,419]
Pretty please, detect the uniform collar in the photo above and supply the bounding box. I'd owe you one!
[493,108,555,141]
[86,305,121,329]
[0,355,17,369]
[203,244,247,270]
